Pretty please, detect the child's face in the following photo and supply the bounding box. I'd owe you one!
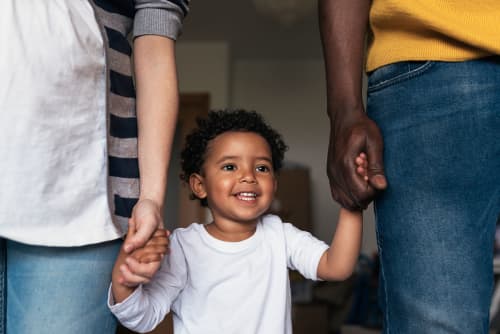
[190,131,277,226]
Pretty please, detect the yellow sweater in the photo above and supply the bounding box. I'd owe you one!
[366,1,500,72]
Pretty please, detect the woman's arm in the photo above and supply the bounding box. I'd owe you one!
[122,34,178,256]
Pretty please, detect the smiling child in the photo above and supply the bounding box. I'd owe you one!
[109,109,366,334]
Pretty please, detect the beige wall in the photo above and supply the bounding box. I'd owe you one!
[176,41,230,109]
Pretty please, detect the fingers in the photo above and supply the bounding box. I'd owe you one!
[327,143,371,211]
[137,253,164,263]
[125,219,136,239]
[355,152,369,181]
[123,217,159,253]
[329,177,373,211]
[129,229,170,263]
[124,225,155,253]
[134,244,169,263]
[365,132,388,190]
[132,245,168,262]
[326,116,386,210]
[117,261,153,287]
[343,137,375,209]
[125,256,161,280]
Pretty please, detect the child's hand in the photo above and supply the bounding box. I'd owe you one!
[117,222,170,288]
[355,152,369,182]
[130,228,170,263]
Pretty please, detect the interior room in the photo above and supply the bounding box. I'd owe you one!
[119,1,500,334]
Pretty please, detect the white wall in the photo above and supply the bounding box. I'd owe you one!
[176,41,230,108]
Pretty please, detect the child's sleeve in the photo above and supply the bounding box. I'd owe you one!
[283,223,329,281]
[108,231,187,333]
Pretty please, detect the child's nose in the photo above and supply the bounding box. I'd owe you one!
[239,169,257,183]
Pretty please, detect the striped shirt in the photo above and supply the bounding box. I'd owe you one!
[0,0,189,246]
[92,0,189,235]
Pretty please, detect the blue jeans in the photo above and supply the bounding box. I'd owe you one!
[367,56,500,333]
[0,238,121,334]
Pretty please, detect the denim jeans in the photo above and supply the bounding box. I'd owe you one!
[0,238,121,334]
[367,56,500,333]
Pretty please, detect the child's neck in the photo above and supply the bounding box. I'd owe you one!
[204,219,258,242]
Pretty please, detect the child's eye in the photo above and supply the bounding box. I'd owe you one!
[222,164,236,171]
[256,165,271,173]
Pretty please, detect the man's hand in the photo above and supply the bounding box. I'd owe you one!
[327,110,387,210]
[123,198,163,253]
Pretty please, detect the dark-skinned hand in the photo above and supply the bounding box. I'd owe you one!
[327,108,387,211]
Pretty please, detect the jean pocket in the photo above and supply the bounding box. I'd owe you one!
[367,61,434,92]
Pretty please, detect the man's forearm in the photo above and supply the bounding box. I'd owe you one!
[318,0,371,116]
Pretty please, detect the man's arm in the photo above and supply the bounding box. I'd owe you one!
[319,0,387,211]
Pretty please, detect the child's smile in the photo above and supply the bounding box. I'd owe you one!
[189,131,277,238]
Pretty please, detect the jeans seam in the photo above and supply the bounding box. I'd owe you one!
[374,206,389,333]
[368,61,434,93]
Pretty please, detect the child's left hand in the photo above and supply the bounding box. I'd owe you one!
[355,152,369,182]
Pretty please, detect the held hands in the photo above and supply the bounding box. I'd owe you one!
[117,198,169,288]
[116,220,170,288]
[327,111,387,211]
[123,198,163,253]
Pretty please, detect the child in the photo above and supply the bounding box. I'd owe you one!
[109,109,367,333]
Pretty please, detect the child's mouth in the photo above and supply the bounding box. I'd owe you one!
[236,192,257,201]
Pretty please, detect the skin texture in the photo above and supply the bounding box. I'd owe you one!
[318,0,387,210]
[119,35,179,282]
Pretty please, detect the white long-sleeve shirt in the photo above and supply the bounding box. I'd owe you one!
[109,214,329,334]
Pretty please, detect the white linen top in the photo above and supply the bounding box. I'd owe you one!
[0,0,119,246]
[109,214,330,334]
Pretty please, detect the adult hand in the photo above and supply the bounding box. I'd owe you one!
[117,219,165,287]
[123,198,163,253]
[131,228,170,263]
[327,108,387,211]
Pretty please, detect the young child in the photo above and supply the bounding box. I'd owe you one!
[109,109,367,333]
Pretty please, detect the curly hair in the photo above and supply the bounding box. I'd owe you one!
[180,109,288,206]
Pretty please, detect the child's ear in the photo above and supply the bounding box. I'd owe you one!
[189,173,207,200]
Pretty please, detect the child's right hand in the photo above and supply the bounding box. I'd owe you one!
[117,222,170,288]
[130,228,170,263]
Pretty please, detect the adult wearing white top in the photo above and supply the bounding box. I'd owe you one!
[0,0,189,333]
